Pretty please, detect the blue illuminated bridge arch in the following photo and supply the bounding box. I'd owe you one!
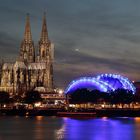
[65,74,136,94]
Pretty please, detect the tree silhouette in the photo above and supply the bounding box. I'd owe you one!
[23,90,42,107]
[0,91,10,108]
[12,95,23,103]
[69,88,134,105]
[110,89,134,105]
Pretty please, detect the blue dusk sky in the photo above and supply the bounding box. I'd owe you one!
[0,0,140,88]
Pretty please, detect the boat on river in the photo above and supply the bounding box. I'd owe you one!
[57,111,96,118]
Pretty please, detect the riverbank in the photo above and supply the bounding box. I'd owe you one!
[1,108,140,117]
[0,108,63,116]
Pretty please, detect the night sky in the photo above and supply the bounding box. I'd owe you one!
[0,0,140,89]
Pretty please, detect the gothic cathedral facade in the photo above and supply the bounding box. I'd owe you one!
[0,13,54,94]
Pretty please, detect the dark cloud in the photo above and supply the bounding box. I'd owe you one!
[54,49,140,88]
[0,31,18,57]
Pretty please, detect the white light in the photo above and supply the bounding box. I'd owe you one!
[69,104,75,107]
[75,48,79,52]
[34,102,41,107]
[101,104,105,108]
[58,89,64,95]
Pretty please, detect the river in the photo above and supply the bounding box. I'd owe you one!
[0,116,140,140]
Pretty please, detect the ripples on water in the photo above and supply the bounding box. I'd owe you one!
[0,116,140,140]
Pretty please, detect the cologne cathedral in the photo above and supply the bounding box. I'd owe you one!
[0,13,54,94]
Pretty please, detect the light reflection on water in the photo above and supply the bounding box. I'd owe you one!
[0,116,139,140]
[61,117,136,140]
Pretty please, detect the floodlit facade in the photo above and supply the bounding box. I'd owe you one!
[0,13,54,94]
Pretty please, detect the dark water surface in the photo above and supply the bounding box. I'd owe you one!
[0,116,140,140]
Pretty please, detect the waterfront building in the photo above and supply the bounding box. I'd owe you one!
[0,13,54,94]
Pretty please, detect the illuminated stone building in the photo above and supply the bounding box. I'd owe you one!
[0,13,54,94]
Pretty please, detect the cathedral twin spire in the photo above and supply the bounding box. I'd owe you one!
[40,12,49,44]
[24,12,49,43]
[24,13,32,43]
[20,13,50,63]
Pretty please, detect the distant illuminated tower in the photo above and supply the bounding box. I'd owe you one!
[38,13,54,91]
[19,14,35,63]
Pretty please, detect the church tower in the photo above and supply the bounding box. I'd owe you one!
[38,12,50,62]
[19,14,35,63]
[38,12,54,91]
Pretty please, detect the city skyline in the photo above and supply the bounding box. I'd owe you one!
[0,0,140,88]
